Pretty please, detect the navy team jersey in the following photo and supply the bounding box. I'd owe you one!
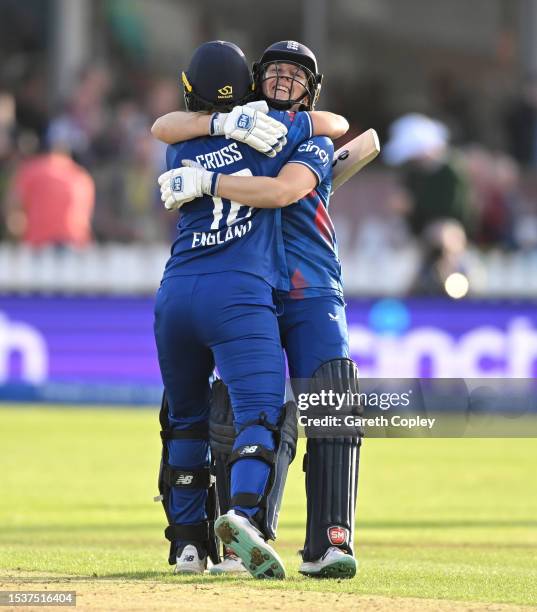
[162,110,313,292]
[281,135,343,299]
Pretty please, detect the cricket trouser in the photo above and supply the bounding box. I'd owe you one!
[154,271,285,533]
[278,294,349,378]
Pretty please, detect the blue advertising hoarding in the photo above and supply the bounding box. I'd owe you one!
[1,296,536,404]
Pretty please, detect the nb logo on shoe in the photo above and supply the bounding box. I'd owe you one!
[172,176,183,192]
[327,526,348,546]
[237,113,252,130]
[175,474,194,485]
[240,445,258,455]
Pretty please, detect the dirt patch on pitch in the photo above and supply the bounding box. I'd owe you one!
[0,574,531,611]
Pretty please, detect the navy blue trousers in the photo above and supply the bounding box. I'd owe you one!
[154,272,285,527]
[279,294,349,378]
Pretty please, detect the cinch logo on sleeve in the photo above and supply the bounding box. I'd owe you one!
[298,140,331,166]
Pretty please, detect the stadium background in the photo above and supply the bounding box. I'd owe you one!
[1,0,537,401]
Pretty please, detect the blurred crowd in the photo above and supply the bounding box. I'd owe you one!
[0,64,180,246]
[2,41,537,295]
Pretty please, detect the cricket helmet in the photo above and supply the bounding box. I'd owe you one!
[253,40,323,111]
[182,41,255,112]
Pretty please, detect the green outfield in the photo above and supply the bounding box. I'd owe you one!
[0,407,536,610]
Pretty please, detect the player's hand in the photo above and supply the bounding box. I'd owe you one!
[210,101,287,157]
[158,163,219,211]
[158,168,200,211]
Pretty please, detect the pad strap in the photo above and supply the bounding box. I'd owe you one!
[236,414,279,437]
[160,422,209,441]
[165,521,210,543]
[230,493,265,508]
[228,444,275,467]
[162,465,212,489]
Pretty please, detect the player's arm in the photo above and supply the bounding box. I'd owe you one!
[152,105,346,150]
[159,134,333,211]
[216,163,316,208]
[151,102,287,157]
[308,112,349,140]
[159,161,317,210]
[151,112,211,143]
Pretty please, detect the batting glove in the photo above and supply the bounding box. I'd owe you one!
[158,161,220,211]
[209,101,287,157]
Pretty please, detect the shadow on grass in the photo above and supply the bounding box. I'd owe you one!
[2,570,283,585]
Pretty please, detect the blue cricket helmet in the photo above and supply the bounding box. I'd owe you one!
[182,41,255,112]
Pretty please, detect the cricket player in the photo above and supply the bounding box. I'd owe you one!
[156,41,361,579]
[153,40,347,579]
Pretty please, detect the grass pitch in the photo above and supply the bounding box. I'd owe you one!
[0,406,536,610]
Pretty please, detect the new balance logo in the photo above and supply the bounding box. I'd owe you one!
[328,313,340,321]
[240,445,258,455]
[175,474,193,485]
[287,41,299,50]
[172,176,183,192]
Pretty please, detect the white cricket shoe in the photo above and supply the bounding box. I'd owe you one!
[214,510,286,579]
[209,548,249,575]
[299,546,357,579]
[174,544,207,574]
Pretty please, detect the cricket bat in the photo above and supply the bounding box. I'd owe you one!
[331,128,380,193]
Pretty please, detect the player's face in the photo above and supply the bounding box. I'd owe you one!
[262,62,309,104]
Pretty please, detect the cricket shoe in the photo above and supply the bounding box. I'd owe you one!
[209,547,249,575]
[174,543,207,574]
[214,510,286,579]
[299,546,357,579]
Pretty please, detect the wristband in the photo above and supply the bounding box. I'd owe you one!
[209,172,221,197]
[209,113,220,136]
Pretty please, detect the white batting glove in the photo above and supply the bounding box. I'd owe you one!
[209,101,287,157]
[158,161,220,211]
